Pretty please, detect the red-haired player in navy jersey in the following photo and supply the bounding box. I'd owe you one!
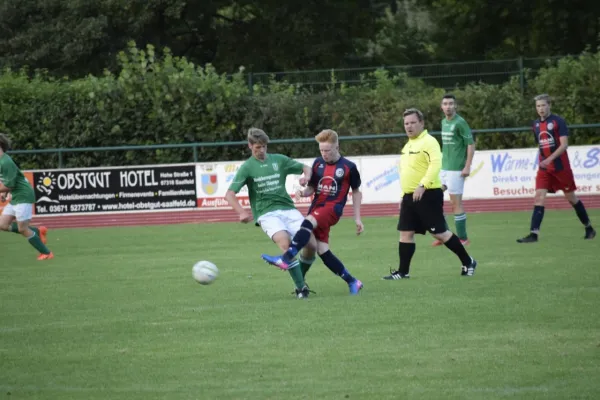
[262,129,365,295]
[517,94,596,243]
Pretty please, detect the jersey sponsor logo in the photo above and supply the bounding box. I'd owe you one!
[317,176,338,196]
[538,131,555,149]
[201,174,218,195]
[335,167,345,178]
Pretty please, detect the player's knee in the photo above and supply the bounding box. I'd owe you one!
[433,230,452,243]
[564,191,578,205]
[534,190,547,205]
[316,241,329,256]
[399,231,414,242]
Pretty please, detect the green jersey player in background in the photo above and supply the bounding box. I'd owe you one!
[225,128,317,299]
[432,94,475,247]
[0,133,53,260]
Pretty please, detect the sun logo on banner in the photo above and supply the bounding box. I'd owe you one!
[36,172,60,203]
[37,172,56,195]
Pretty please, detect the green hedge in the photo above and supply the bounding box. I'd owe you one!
[2,43,600,169]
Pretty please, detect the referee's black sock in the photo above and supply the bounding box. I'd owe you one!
[443,234,472,266]
[399,242,416,275]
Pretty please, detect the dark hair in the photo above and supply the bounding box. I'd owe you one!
[403,108,424,122]
[0,133,11,152]
[442,93,456,101]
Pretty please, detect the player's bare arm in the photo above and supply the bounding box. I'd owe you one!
[224,189,252,223]
[461,143,476,177]
[298,164,312,186]
[351,188,364,235]
[540,136,568,168]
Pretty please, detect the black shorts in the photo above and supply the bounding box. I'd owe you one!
[397,188,447,235]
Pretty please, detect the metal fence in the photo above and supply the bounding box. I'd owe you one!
[246,56,565,92]
[10,123,600,169]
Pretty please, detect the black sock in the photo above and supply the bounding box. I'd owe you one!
[399,242,416,275]
[572,200,591,227]
[284,220,313,260]
[444,234,472,266]
[319,250,355,284]
[530,205,545,233]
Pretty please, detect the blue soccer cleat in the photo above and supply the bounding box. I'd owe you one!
[348,279,363,295]
[261,254,291,270]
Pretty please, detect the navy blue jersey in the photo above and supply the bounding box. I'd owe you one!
[308,156,361,215]
[533,114,571,171]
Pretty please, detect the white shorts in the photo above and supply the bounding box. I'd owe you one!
[440,170,465,195]
[2,203,34,222]
[257,209,304,239]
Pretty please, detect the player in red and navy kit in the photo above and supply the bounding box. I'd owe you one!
[517,94,596,243]
[262,129,365,295]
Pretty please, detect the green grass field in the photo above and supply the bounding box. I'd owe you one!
[1,210,599,400]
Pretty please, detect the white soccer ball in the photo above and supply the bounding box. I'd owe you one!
[192,260,219,285]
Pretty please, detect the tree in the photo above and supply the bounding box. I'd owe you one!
[421,0,600,60]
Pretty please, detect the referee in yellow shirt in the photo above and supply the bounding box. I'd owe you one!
[383,108,477,280]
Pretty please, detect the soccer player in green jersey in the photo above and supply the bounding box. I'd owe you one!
[432,94,475,247]
[225,128,317,299]
[0,133,53,260]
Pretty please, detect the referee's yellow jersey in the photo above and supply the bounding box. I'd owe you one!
[399,129,442,194]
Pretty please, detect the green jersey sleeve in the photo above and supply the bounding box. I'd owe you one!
[279,154,304,175]
[228,165,249,193]
[458,120,474,145]
[0,157,19,188]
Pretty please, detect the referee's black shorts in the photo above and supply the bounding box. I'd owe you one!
[397,188,447,235]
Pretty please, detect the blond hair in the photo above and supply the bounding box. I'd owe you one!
[247,128,269,145]
[315,129,338,144]
[0,133,11,152]
[534,94,552,104]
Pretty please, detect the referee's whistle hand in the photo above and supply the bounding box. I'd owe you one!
[413,186,425,201]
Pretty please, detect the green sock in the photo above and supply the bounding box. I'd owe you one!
[287,260,305,290]
[455,213,468,240]
[28,232,51,255]
[298,254,316,278]
[11,223,40,236]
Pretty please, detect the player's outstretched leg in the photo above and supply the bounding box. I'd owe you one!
[517,205,544,243]
[571,198,596,239]
[319,250,363,295]
[6,221,53,258]
[262,220,314,270]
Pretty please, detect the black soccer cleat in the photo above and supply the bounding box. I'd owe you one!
[294,285,312,299]
[584,227,596,240]
[383,270,410,280]
[517,233,538,243]
[462,258,477,277]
